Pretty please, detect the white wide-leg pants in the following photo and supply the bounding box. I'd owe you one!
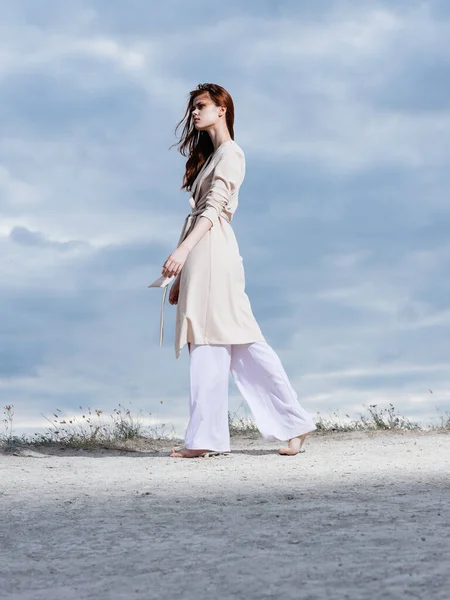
[184,341,316,452]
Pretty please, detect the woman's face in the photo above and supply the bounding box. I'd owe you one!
[191,93,223,130]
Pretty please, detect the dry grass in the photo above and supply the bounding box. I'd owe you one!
[314,403,450,434]
[1,401,449,453]
[0,402,178,453]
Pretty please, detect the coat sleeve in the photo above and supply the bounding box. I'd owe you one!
[200,147,245,227]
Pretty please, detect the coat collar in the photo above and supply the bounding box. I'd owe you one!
[190,140,235,200]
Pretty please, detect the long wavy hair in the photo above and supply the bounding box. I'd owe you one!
[171,83,235,191]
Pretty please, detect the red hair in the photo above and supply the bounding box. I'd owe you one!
[172,83,235,191]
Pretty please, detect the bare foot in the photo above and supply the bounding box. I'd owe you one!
[170,447,211,458]
[278,434,308,456]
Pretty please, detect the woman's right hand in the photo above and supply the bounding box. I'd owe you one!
[168,276,180,305]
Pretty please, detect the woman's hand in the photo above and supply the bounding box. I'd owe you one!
[162,245,189,278]
[168,276,180,305]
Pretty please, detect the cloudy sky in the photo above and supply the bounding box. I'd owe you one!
[1,0,449,439]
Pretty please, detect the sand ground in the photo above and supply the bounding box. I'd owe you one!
[1,430,449,600]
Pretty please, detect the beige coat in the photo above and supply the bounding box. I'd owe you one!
[173,140,266,359]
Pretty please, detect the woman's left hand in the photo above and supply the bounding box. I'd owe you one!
[162,246,189,278]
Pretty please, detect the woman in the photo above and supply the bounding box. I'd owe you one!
[160,83,316,458]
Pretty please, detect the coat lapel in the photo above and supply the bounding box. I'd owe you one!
[191,142,232,200]
[191,154,214,200]
[194,158,216,199]
[190,141,233,202]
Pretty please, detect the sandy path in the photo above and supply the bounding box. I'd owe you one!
[1,430,449,600]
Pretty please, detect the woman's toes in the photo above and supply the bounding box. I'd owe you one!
[278,435,306,455]
[278,444,300,456]
[170,447,211,458]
